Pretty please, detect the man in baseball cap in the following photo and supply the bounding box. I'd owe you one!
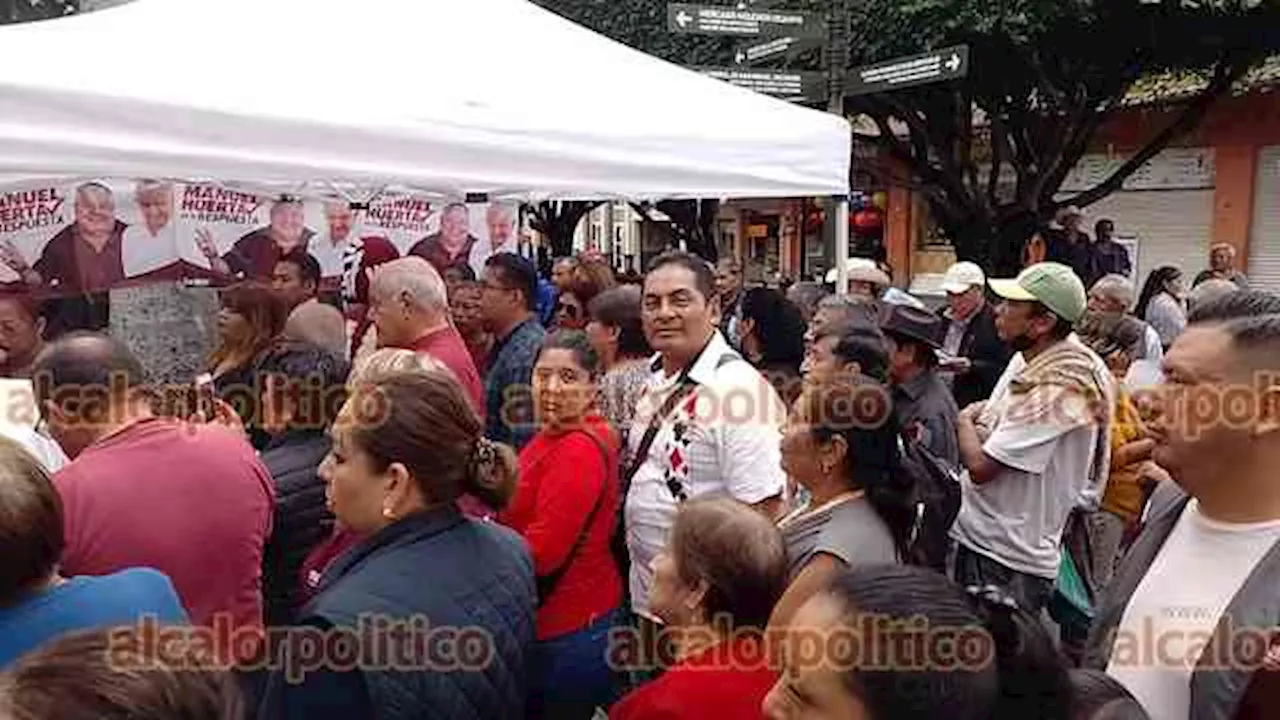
[950,261,1114,616]
[939,261,1010,410]
[987,261,1088,349]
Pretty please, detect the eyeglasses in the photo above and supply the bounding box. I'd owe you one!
[556,303,580,318]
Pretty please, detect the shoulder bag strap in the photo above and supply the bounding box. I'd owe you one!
[622,351,741,489]
[537,427,613,603]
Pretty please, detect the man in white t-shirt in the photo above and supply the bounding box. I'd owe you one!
[1085,294,1280,720]
[626,251,786,664]
[311,200,359,280]
[950,262,1113,615]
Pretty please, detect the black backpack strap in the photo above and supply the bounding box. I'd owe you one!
[536,427,613,605]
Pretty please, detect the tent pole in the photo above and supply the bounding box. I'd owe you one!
[834,196,850,295]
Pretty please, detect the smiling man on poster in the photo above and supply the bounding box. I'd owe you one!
[409,202,479,276]
[197,196,316,280]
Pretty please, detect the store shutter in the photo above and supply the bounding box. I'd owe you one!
[1083,189,1213,288]
[1248,146,1280,293]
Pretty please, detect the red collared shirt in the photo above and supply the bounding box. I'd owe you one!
[406,325,485,417]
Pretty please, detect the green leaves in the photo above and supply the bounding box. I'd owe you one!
[538,0,1280,270]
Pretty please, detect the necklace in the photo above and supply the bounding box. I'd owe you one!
[777,490,865,530]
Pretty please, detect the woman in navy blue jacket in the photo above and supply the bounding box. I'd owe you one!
[256,370,536,720]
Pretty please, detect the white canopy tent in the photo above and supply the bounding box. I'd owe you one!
[0,0,851,202]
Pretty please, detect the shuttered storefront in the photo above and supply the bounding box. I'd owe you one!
[1060,148,1214,288]
[1247,146,1280,293]
[1084,189,1214,287]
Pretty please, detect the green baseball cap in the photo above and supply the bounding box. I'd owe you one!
[988,262,1087,323]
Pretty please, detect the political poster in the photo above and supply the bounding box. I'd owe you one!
[0,178,524,340]
[0,178,181,292]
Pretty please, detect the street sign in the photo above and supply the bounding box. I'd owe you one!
[667,3,825,39]
[845,45,970,96]
[733,35,805,66]
[696,67,826,101]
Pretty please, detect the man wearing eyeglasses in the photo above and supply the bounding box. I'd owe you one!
[480,253,546,450]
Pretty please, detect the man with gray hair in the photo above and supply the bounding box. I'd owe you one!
[367,256,482,414]
[804,293,879,348]
[1087,274,1163,389]
[284,301,349,363]
[1186,277,1239,315]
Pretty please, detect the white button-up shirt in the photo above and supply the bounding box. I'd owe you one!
[624,331,787,620]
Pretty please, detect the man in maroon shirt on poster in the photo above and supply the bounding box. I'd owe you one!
[0,182,128,295]
[32,333,274,649]
[409,202,479,277]
[366,257,484,416]
[197,196,315,281]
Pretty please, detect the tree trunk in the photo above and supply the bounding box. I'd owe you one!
[945,214,1031,278]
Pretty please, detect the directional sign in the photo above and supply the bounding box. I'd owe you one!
[845,45,970,96]
[733,36,803,66]
[667,3,825,39]
[696,67,826,101]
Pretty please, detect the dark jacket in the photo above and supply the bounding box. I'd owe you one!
[941,303,1010,410]
[1084,482,1280,720]
[256,505,536,720]
[260,431,332,627]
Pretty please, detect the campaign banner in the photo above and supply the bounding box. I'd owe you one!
[0,179,181,292]
[354,196,519,280]
[0,178,524,336]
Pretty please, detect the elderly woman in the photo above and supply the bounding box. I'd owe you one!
[257,371,534,720]
[764,565,1071,720]
[611,496,786,720]
[769,378,912,632]
[0,437,186,668]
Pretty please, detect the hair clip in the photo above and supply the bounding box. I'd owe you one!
[472,437,497,471]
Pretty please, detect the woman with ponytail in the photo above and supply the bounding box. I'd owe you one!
[764,564,1072,720]
[768,377,916,632]
[256,371,534,720]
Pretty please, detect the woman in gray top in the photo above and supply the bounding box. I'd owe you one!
[769,376,915,631]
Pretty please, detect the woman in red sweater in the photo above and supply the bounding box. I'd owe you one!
[498,330,623,719]
[612,496,787,720]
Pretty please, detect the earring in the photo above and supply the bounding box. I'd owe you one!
[382,507,396,521]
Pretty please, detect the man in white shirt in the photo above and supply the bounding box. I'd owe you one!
[626,251,786,663]
[468,202,516,278]
[1086,294,1280,720]
[951,262,1113,615]
[311,200,359,281]
[122,180,176,278]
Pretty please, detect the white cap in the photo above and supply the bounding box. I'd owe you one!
[824,258,892,287]
[941,261,986,294]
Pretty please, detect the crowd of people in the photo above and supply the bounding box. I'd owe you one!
[0,220,1273,720]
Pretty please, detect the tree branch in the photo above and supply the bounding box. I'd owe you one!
[1061,51,1256,211]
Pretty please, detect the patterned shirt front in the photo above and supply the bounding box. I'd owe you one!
[483,317,545,450]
